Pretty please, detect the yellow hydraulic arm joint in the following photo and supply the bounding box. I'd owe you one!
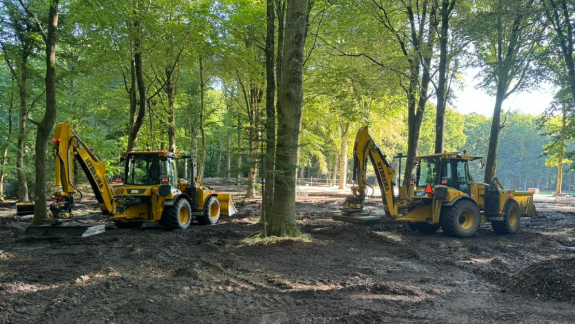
[53,121,116,215]
[347,127,399,217]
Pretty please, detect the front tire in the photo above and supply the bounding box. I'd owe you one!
[492,200,520,235]
[440,200,480,238]
[162,199,192,230]
[197,196,220,225]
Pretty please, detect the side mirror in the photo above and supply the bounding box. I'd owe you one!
[120,156,125,163]
[158,184,171,196]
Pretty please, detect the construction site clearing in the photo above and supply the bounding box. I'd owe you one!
[1,178,574,323]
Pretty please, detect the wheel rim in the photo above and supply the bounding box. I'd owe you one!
[179,205,190,224]
[509,209,517,227]
[459,210,474,230]
[210,202,219,219]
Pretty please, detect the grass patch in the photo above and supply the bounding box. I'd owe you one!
[241,233,312,246]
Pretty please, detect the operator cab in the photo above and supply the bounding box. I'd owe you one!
[124,152,178,187]
[416,154,472,195]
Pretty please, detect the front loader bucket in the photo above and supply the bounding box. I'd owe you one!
[217,193,237,216]
[514,192,537,217]
[23,224,105,238]
[16,203,35,216]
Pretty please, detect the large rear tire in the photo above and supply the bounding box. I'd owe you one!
[114,221,143,229]
[197,196,220,225]
[492,200,520,235]
[440,200,480,238]
[162,199,192,230]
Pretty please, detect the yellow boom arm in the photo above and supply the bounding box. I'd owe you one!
[348,127,398,217]
[53,121,116,215]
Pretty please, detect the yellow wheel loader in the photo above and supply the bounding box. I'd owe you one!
[334,127,536,238]
[17,121,236,237]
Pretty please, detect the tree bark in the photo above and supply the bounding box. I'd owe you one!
[484,82,506,183]
[338,122,350,190]
[0,76,14,201]
[16,51,29,202]
[434,0,456,153]
[198,57,206,180]
[264,0,277,213]
[267,0,308,237]
[556,106,567,193]
[165,65,177,149]
[32,0,59,225]
[127,6,146,151]
[227,132,232,179]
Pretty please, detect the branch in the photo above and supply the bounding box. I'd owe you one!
[17,0,47,43]
[26,89,46,115]
[0,41,19,84]
[27,117,40,126]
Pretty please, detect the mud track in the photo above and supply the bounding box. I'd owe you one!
[1,191,574,323]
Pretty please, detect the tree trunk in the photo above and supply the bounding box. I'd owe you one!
[264,0,277,213]
[165,65,176,149]
[0,76,14,201]
[556,106,567,193]
[236,115,242,185]
[127,8,146,151]
[32,0,59,225]
[267,0,308,237]
[276,0,286,103]
[434,0,456,153]
[484,82,506,183]
[198,57,206,181]
[227,132,232,179]
[338,122,350,190]
[332,154,338,187]
[16,52,29,202]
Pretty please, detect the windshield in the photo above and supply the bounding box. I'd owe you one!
[125,155,163,185]
[416,157,440,187]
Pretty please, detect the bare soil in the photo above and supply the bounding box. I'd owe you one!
[1,181,575,323]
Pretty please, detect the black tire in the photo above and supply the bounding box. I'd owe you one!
[440,200,481,238]
[492,200,520,235]
[197,196,220,225]
[162,199,192,230]
[114,221,143,229]
[407,222,440,234]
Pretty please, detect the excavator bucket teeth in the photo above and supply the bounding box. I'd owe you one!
[23,224,105,238]
[16,203,35,216]
[217,193,237,216]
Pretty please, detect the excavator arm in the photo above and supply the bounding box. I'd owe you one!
[347,127,399,217]
[53,121,116,216]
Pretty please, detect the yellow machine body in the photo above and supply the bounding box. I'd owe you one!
[19,120,236,233]
[342,127,537,237]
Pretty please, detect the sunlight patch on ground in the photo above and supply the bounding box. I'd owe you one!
[1,282,59,295]
[374,231,404,243]
[0,250,13,260]
[241,234,312,246]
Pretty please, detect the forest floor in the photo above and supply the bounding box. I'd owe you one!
[1,179,575,323]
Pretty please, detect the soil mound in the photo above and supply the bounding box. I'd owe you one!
[508,257,575,303]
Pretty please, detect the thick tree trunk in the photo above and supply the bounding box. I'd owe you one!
[32,0,59,225]
[338,122,350,190]
[484,82,506,183]
[435,0,456,153]
[127,9,146,151]
[276,0,285,102]
[267,0,308,237]
[0,77,14,200]
[198,57,206,180]
[128,50,137,133]
[264,0,277,213]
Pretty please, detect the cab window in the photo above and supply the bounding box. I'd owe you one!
[416,157,440,187]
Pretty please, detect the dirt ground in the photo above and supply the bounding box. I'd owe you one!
[1,180,575,323]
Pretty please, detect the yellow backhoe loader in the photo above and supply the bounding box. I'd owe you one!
[16,121,236,237]
[334,127,536,238]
